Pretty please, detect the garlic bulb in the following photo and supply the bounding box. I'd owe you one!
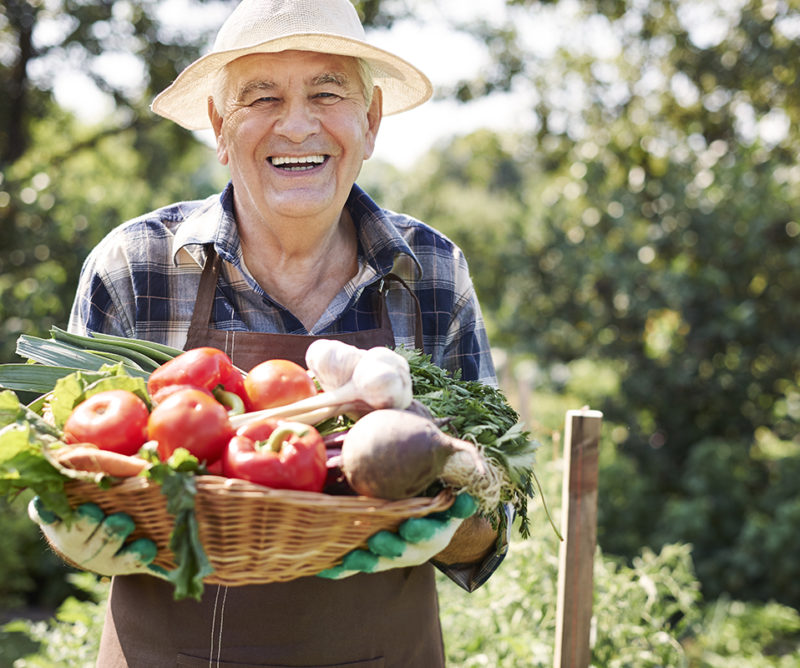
[305,339,365,391]
[231,343,413,429]
[350,347,412,410]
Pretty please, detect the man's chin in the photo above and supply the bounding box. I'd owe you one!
[259,189,342,222]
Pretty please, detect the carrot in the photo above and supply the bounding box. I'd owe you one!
[55,444,150,478]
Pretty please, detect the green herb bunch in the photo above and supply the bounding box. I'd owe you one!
[396,347,541,538]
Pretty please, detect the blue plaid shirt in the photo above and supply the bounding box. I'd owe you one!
[68,181,506,590]
[69,183,496,386]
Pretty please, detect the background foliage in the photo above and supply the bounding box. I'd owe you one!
[1,0,799,663]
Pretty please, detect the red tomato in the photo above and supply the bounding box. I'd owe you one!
[148,388,233,464]
[244,359,317,411]
[150,383,215,406]
[63,390,149,456]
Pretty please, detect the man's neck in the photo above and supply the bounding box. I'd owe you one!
[237,208,359,330]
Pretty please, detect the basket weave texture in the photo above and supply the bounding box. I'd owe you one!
[64,475,454,586]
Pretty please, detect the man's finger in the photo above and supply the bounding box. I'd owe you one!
[80,512,136,567]
[113,538,159,571]
[367,530,406,558]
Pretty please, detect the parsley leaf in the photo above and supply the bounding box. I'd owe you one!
[143,448,213,601]
[395,347,541,538]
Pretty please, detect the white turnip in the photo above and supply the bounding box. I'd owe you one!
[340,409,502,512]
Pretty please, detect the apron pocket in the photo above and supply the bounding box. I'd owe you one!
[176,654,384,668]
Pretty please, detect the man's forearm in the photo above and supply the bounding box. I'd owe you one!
[433,513,499,565]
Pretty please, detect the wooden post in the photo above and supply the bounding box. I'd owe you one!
[553,408,602,668]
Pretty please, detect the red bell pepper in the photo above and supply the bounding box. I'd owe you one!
[148,347,248,412]
[222,419,327,492]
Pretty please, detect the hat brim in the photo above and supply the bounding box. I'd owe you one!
[151,34,433,130]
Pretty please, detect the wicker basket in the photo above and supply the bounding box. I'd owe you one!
[63,475,454,586]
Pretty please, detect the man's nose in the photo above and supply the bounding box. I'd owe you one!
[274,99,320,142]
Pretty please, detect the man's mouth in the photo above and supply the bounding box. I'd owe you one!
[269,155,327,171]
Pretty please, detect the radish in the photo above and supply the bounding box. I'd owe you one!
[340,409,503,512]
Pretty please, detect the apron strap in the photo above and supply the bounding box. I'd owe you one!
[185,246,222,350]
[381,272,425,353]
[187,247,425,354]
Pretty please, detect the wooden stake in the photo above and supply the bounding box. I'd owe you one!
[553,408,602,668]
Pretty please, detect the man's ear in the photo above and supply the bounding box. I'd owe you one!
[363,86,383,160]
[208,97,229,165]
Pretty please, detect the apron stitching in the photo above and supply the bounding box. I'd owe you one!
[215,585,229,667]
[209,585,221,666]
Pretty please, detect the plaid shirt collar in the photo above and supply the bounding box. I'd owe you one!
[171,182,422,279]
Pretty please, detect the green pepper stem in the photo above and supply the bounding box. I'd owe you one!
[212,388,245,416]
[262,423,310,453]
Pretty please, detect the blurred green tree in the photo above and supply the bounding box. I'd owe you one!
[361,0,800,605]
[2,0,799,610]
[0,0,234,363]
[387,0,800,481]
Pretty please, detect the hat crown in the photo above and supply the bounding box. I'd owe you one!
[151,0,432,129]
[214,0,367,52]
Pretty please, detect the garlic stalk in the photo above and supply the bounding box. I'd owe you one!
[230,346,413,429]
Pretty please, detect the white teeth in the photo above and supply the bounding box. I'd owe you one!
[270,155,326,167]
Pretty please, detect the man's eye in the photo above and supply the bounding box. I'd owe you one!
[314,92,341,101]
[245,95,279,106]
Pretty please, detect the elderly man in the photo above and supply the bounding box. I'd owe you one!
[36,0,507,664]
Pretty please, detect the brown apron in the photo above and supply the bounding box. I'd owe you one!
[96,249,443,668]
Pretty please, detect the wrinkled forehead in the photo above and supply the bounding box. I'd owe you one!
[224,50,362,89]
[212,49,374,113]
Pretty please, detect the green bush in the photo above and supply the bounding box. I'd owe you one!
[1,574,106,668]
[653,438,800,608]
[596,440,664,560]
[439,537,800,666]
[4,541,798,666]
[685,598,800,668]
[0,494,78,612]
[439,540,701,667]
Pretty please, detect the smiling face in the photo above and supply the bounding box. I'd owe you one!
[209,50,382,232]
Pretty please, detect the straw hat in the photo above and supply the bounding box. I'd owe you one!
[151,0,433,130]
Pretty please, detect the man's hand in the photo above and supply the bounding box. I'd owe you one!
[432,513,500,565]
[317,493,478,579]
[28,497,167,578]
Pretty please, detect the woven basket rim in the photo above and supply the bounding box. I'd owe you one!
[63,474,454,586]
[194,474,451,511]
[76,473,453,509]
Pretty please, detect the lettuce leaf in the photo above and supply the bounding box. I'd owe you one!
[47,363,150,428]
[0,391,71,517]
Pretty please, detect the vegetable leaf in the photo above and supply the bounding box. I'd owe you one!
[47,363,150,427]
[395,346,541,538]
[0,391,72,517]
[144,448,213,601]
